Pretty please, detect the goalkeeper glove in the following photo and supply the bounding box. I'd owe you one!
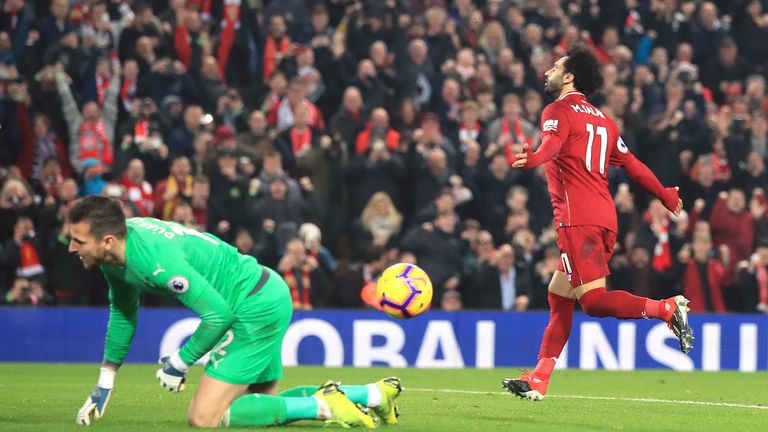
[76,367,115,426]
[156,351,188,392]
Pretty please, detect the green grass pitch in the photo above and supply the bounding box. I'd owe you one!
[1,364,766,431]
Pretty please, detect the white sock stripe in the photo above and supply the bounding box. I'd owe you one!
[406,387,768,410]
[366,383,383,407]
[312,395,331,419]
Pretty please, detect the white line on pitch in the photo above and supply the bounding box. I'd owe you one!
[407,387,768,410]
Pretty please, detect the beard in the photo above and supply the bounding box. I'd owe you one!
[79,250,107,269]
[544,76,562,97]
[79,255,95,269]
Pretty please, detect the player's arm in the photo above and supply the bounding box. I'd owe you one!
[77,271,140,426]
[513,134,563,168]
[149,257,235,392]
[611,137,682,215]
[513,103,569,169]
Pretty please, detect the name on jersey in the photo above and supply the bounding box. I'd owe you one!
[571,104,606,119]
[133,219,177,240]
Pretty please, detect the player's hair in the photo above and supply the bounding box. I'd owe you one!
[564,45,604,97]
[67,196,127,240]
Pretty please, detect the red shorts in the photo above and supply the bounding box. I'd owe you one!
[555,225,617,288]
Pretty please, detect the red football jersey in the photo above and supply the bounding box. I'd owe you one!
[540,92,632,231]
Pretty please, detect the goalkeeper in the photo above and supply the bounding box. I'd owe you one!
[68,196,399,428]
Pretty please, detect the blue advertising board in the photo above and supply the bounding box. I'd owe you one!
[0,308,765,371]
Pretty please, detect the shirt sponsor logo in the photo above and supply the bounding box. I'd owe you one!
[542,119,559,132]
[167,276,189,294]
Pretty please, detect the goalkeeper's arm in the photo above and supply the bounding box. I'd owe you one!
[150,260,235,392]
[76,366,116,425]
[77,275,140,426]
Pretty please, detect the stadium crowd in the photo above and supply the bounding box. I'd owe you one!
[1,0,767,314]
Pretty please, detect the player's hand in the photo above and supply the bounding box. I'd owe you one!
[76,367,115,426]
[76,386,112,425]
[660,186,683,217]
[512,143,531,168]
[156,352,188,392]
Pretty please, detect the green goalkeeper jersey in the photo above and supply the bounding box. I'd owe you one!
[100,217,263,366]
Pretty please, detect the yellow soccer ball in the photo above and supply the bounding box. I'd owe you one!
[375,263,433,319]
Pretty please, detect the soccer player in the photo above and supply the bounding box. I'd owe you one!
[68,196,398,428]
[501,47,693,401]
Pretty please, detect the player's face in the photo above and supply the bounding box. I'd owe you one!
[68,222,109,269]
[544,57,568,97]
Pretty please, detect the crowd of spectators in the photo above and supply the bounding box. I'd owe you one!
[1,0,768,314]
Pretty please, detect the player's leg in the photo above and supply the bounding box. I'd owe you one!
[277,377,403,425]
[187,375,250,427]
[575,281,693,352]
[575,277,668,319]
[223,380,378,428]
[217,269,374,428]
[567,227,693,353]
[503,270,574,400]
[540,269,576,361]
[248,380,278,395]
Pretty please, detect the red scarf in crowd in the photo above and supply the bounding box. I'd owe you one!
[216,2,241,82]
[501,115,531,166]
[709,153,731,182]
[263,35,290,79]
[96,74,111,107]
[459,122,481,143]
[290,127,312,156]
[500,115,531,145]
[120,176,154,217]
[79,121,113,167]
[284,266,311,308]
[648,214,672,271]
[346,108,360,122]
[757,263,768,308]
[134,119,149,144]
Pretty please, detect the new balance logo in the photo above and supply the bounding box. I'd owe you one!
[542,119,559,132]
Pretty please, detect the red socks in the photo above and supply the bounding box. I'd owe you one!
[578,287,673,321]
[533,356,556,380]
[645,297,675,321]
[538,292,576,360]
[532,289,673,381]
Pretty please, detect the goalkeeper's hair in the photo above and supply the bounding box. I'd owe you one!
[564,45,603,97]
[68,195,127,239]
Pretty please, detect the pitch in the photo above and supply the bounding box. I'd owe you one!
[1,364,766,431]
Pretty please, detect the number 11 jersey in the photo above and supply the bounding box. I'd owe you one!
[540,91,633,232]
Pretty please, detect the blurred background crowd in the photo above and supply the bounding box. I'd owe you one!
[1,0,767,314]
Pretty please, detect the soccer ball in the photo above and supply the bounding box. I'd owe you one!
[375,263,433,319]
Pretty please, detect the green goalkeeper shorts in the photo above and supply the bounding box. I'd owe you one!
[204,266,293,385]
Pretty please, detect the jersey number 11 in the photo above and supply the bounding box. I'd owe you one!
[585,123,608,175]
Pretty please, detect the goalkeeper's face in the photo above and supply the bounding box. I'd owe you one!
[68,221,110,269]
